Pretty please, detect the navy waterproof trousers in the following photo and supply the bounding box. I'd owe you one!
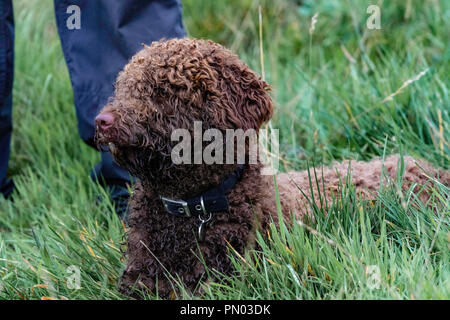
[0,0,186,198]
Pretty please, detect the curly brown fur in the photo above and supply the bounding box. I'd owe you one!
[95,38,449,298]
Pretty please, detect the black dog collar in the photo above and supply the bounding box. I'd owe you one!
[160,165,244,218]
[160,165,244,240]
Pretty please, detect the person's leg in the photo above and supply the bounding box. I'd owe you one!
[53,0,186,215]
[0,0,14,198]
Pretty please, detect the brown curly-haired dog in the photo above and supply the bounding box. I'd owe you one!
[95,38,449,297]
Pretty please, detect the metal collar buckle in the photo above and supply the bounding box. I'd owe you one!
[160,196,191,217]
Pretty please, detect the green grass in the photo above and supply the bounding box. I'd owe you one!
[0,0,448,299]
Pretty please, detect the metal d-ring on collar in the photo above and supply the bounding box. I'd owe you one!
[159,165,245,242]
[198,196,212,242]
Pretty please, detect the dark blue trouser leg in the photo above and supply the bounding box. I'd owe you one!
[0,0,14,198]
[53,1,186,200]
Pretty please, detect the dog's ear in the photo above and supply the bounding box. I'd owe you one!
[204,63,273,132]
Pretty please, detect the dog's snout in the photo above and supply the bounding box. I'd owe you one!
[95,113,114,131]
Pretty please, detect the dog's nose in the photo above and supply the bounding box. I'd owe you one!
[95,113,114,131]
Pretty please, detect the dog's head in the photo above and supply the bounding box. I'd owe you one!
[95,38,273,182]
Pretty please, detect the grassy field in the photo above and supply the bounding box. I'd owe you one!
[0,0,448,299]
